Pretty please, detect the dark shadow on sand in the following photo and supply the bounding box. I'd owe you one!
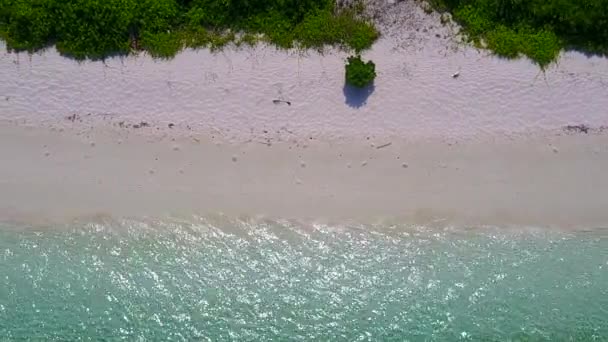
[343,83,375,108]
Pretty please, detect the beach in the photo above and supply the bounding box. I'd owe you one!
[2,36,607,142]
[1,2,608,339]
[1,14,608,227]
[1,123,608,229]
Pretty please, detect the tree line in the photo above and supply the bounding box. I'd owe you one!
[0,0,377,59]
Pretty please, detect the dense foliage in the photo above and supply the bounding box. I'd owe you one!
[0,0,378,59]
[345,55,376,88]
[431,0,608,66]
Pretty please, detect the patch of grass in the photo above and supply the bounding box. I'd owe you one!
[453,5,493,38]
[207,30,236,51]
[0,0,379,60]
[521,29,561,67]
[293,10,377,52]
[345,55,376,88]
[236,33,258,47]
[484,25,561,67]
[0,23,7,43]
[427,0,608,67]
[141,32,183,58]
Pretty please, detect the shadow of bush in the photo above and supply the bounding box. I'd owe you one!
[343,82,375,108]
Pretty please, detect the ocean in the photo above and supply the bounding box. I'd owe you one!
[0,217,606,341]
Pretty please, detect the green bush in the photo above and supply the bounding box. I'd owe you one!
[429,0,608,67]
[1,0,57,52]
[293,10,377,51]
[345,55,376,88]
[0,0,379,59]
[54,0,137,59]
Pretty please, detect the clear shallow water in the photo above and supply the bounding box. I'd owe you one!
[0,217,607,341]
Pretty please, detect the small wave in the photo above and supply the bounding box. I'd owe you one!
[0,217,606,340]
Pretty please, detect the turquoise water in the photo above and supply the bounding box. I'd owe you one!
[0,217,607,341]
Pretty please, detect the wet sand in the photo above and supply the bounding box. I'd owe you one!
[1,124,607,228]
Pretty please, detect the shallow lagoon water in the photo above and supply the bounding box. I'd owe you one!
[0,217,607,341]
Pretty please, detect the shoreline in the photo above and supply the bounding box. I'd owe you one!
[2,124,607,229]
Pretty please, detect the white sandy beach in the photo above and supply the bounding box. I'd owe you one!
[1,124,607,229]
[1,1,607,227]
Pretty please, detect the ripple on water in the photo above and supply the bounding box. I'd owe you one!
[0,218,606,340]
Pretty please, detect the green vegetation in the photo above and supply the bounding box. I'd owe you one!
[430,0,608,67]
[345,55,376,88]
[0,0,378,59]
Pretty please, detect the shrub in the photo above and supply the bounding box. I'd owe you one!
[291,7,377,52]
[0,0,379,59]
[345,55,376,88]
[1,0,56,52]
[429,0,608,67]
[56,0,138,59]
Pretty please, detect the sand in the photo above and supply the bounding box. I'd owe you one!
[1,1,607,227]
[2,31,607,142]
[1,124,607,229]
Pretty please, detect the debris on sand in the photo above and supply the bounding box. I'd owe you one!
[133,121,149,129]
[273,99,292,106]
[564,125,589,134]
[66,114,79,122]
